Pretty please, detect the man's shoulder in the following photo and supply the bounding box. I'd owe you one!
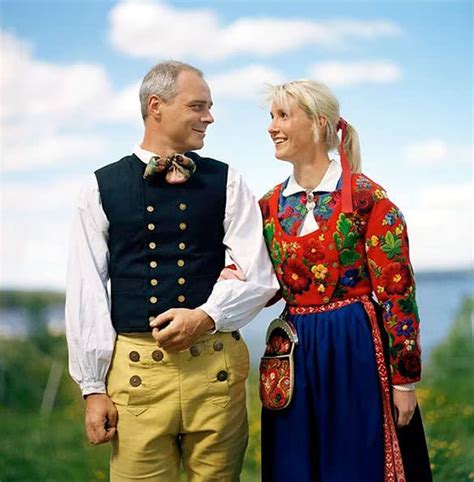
[94,155,136,177]
[186,151,228,170]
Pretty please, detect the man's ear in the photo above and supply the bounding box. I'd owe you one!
[148,94,163,120]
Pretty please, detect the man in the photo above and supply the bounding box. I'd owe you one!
[65,61,278,481]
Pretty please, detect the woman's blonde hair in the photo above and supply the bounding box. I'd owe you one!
[267,80,361,173]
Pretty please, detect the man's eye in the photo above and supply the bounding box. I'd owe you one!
[191,104,203,111]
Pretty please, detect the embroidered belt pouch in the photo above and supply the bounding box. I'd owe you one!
[259,317,298,410]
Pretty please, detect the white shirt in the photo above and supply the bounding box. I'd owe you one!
[281,159,342,236]
[65,146,279,396]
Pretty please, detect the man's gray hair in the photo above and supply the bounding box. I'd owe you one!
[139,61,203,120]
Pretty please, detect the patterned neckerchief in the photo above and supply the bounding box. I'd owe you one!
[278,176,343,236]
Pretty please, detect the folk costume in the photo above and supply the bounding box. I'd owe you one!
[66,145,278,481]
[259,121,431,482]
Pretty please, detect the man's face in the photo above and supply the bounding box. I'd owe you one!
[158,71,214,153]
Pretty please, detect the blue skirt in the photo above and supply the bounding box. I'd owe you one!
[261,302,384,482]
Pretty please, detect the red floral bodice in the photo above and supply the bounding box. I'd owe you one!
[259,173,422,384]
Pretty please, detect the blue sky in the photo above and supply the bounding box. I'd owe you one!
[1,0,472,289]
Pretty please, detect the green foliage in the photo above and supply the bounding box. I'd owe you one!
[0,335,78,411]
[0,407,110,482]
[418,297,474,481]
[0,290,65,309]
[398,291,419,317]
[0,290,65,355]
[380,231,402,259]
[334,214,362,267]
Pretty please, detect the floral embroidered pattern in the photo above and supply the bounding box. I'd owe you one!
[281,258,312,294]
[279,191,308,236]
[260,172,422,385]
[259,358,292,409]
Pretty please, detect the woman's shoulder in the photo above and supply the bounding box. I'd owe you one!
[351,172,389,200]
[350,172,397,216]
[260,182,284,204]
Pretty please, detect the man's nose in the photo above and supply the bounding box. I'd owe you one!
[202,109,214,124]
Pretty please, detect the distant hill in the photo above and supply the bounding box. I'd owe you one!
[0,290,65,308]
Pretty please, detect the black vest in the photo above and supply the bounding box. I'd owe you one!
[95,152,228,333]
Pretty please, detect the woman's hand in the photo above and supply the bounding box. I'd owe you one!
[217,264,246,282]
[393,389,417,428]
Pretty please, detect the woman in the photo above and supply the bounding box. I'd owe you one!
[226,80,432,482]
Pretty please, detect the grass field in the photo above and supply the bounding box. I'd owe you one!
[0,298,472,481]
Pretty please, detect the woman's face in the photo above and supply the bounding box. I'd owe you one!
[268,95,316,162]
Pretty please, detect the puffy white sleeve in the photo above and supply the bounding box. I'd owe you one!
[199,167,279,331]
[65,175,116,396]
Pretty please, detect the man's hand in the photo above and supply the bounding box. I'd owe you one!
[85,393,118,444]
[149,308,215,352]
[393,389,417,428]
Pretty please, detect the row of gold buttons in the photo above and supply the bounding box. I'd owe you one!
[146,203,189,307]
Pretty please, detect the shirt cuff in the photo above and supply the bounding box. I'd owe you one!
[393,383,417,391]
[198,302,225,333]
[81,381,107,397]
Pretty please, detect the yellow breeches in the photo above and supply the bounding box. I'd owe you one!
[106,331,250,482]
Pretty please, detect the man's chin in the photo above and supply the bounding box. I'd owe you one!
[188,140,204,151]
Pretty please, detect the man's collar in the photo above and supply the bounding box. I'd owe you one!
[282,159,342,197]
[133,144,158,165]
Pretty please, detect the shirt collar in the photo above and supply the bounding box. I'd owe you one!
[133,144,159,165]
[282,159,342,197]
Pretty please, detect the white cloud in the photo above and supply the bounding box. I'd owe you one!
[1,32,111,126]
[0,30,141,173]
[309,60,402,86]
[106,80,142,123]
[208,65,283,100]
[1,177,87,289]
[108,0,402,61]
[2,176,85,216]
[401,182,473,270]
[2,134,107,172]
[402,139,472,165]
[1,217,70,289]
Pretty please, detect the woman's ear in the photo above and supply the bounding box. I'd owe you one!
[318,115,328,128]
